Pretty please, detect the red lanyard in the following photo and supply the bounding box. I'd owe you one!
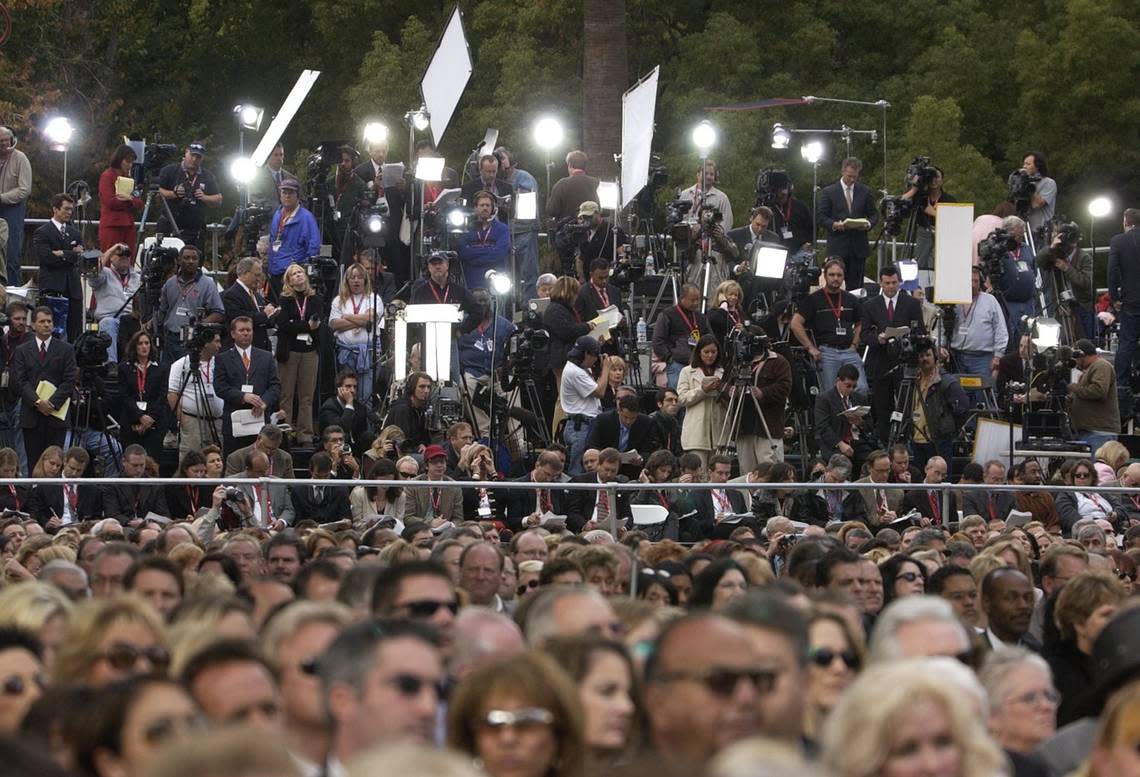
[296,296,308,320]
[593,284,609,308]
[781,199,792,223]
[8,485,18,510]
[823,290,846,323]
[136,363,148,397]
[200,360,211,385]
[657,491,669,508]
[728,308,742,327]
[676,305,697,333]
[118,272,131,291]
[475,225,492,245]
[429,282,450,304]
[477,321,491,339]
[350,295,362,315]
[187,485,199,513]
[431,489,441,513]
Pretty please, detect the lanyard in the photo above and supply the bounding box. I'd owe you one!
[475,224,493,245]
[658,491,669,508]
[274,206,298,242]
[350,294,363,315]
[430,489,441,514]
[136,363,148,397]
[187,485,199,514]
[199,359,211,385]
[593,284,609,308]
[7,485,17,511]
[296,295,308,320]
[928,492,940,523]
[823,290,846,322]
[118,271,132,291]
[781,198,792,223]
[675,305,697,333]
[429,282,449,304]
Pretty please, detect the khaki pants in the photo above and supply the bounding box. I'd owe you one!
[279,350,318,437]
[179,411,222,460]
[737,435,784,474]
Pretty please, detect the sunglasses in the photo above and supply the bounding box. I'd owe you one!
[397,599,459,618]
[808,648,860,671]
[517,579,540,596]
[0,674,46,696]
[387,673,448,699]
[897,571,922,583]
[481,707,555,730]
[1118,570,1134,582]
[98,643,171,672]
[657,666,777,697]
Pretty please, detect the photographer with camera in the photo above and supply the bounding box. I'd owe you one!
[166,324,223,459]
[756,172,813,254]
[154,245,225,365]
[559,336,613,475]
[32,193,86,342]
[987,217,1038,344]
[575,202,626,272]
[1038,220,1095,339]
[908,339,968,473]
[265,177,321,298]
[458,288,517,444]
[790,259,867,392]
[899,163,956,269]
[733,334,792,469]
[1067,339,1120,452]
[818,158,878,288]
[860,265,926,443]
[157,142,222,250]
[1021,151,1057,235]
[89,242,141,363]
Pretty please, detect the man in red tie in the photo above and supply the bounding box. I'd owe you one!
[10,306,76,471]
[214,316,281,456]
[901,456,949,525]
[222,257,278,350]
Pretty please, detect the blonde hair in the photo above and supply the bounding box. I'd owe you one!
[260,600,352,668]
[145,726,301,777]
[981,539,1033,582]
[458,443,492,475]
[168,542,205,575]
[969,552,1009,583]
[53,595,167,684]
[1054,569,1126,642]
[732,551,774,584]
[1094,440,1129,470]
[278,262,314,299]
[0,581,73,634]
[338,262,372,303]
[30,445,63,478]
[714,280,743,308]
[822,659,1007,777]
[378,539,419,565]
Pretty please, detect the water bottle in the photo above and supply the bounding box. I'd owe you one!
[645,252,656,275]
[636,316,648,346]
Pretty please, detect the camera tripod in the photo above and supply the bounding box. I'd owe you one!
[173,354,221,449]
[67,360,123,476]
[887,363,919,446]
[715,355,779,461]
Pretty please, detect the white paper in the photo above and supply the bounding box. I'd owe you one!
[231,409,266,437]
[144,511,171,526]
[589,305,623,342]
[540,511,567,527]
[382,163,406,188]
[620,449,641,464]
[631,504,667,525]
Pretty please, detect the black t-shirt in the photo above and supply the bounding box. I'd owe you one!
[915,191,958,229]
[797,288,860,348]
[157,163,220,230]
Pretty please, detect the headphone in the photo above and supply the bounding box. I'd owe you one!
[0,127,15,148]
[473,190,499,220]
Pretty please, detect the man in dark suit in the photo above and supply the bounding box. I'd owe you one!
[696,454,752,539]
[565,448,631,533]
[901,455,950,526]
[223,424,294,478]
[102,444,170,523]
[27,446,102,529]
[981,568,1043,652]
[11,306,77,470]
[817,157,879,289]
[352,137,408,283]
[503,450,568,532]
[287,452,351,524]
[32,194,85,341]
[726,205,782,258]
[460,154,512,224]
[586,395,660,481]
[1108,207,1140,381]
[575,258,623,322]
[317,369,371,456]
[814,363,874,470]
[221,257,277,351]
[213,316,281,456]
[859,264,926,443]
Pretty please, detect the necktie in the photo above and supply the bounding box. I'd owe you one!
[241,351,251,370]
[598,490,609,518]
[39,342,47,362]
[314,486,324,503]
[987,495,996,521]
[845,186,853,213]
[887,298,895,322]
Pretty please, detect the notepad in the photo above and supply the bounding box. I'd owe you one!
[115,176,135,198]
[841,218,871,229]
[35,381,70,420]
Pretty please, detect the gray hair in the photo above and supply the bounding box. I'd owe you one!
[826,454,852,478]
[978,647,1053,709]
[235,257,260,276]
[39,560,88,584]
[1001,215,1026,233]
[523,585,605,645]
[868,595,970,663]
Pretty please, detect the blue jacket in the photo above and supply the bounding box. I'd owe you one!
[267,206,322,276]
[999,244,1037,303]
[458,315,516,378]
[458,219,511,289]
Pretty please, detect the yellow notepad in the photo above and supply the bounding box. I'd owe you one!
[35,381,70,421]
[115,176,135,198]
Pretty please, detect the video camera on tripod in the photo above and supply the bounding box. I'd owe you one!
[182,318,224,364]
[904,155,939,195]
[977,227,1019,283]
[140,240,180,308]
[1007,169,1041,212]
[755,169,791,207]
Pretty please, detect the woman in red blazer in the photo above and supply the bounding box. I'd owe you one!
[98,144,143,254]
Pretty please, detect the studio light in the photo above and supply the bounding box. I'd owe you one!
[533,117,564,151]
[1029,317,1063,350]
[597,181,620,211]
[230,157,256,184]
[751,242,789,280]
[446,206,469,233]
[1088,196,1112,219]
[415,156,445,181]
[363,122,389,145]
[233,104,264,132]
[771,123,791,150]
[486,270,513,295]
[801,140,824,164]
[366,212,384,233]
[43,117,74,148]
[691,120,717,154]
[413,111,430,131]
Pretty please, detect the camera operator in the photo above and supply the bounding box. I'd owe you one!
[733,336,792,469]
[908,339,968,472]
[1038,221,1095,339]
[156,142,222,250]
[1109,208,1140,382]
[167,325,223,459]
[32,193,85,342]
[495,146,541,299]
[899,165,956,269]
[89,242,141,363]
[560,336,613,475]
[949,267,1007,379]
[1067,339,1120,452]
[546,150,600,224]
[461,155,512,224]
[0,301,30,474]
[458,288,518,443]
[817,157,878,289]
[652,283,711,389]
[790,259,867,392]
[680,160,736,300]
[153,245,225,365]
[765,177,814,254]
[222,257,277,352]
[992,216,1039,344]
[996,334,1049,415]
[265,177,321,298]
[1022,151,1057,236]
[575,202,627,275]
[860,265,926,443]
[457,191,511,290]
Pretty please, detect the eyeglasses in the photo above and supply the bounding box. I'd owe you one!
[396,599,459,618]
[897,571,922,583]
[386,673,448,699]
[516,579,540,596]
[657,666,778,697]
[480,707,555,730]
[0,674,46,696]
[1009,689,1060,706]
[808,648,860,671]
[142,713,206,745]
[97,643,171,672]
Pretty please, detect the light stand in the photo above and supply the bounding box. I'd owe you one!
[800,141,824,260]
[44,117,74,192]
[773,123,877,159]
[691,121,717,313]
[533,117,564,197]
[485,270,512,454]
[802,95,890,194]
[234,104,264,205]
[1088,197,1112,337]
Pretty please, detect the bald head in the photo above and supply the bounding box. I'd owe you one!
[449,608,525,679]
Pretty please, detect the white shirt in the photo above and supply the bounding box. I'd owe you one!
[329,294,376,346]
[35,336,51,353]
[167,355,223,417]
[560,361,601,417]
